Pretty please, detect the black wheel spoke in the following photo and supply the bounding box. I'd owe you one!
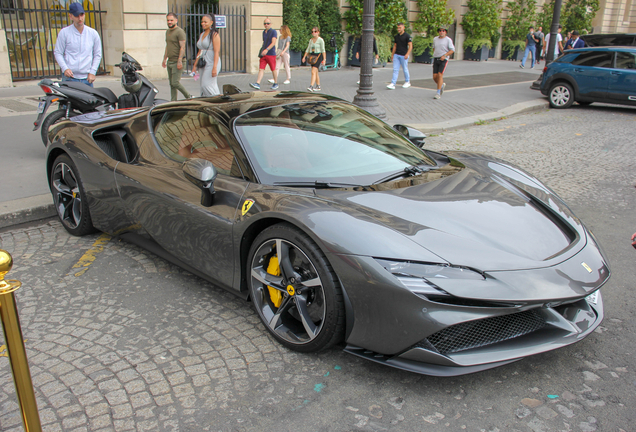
[251,266,285,291]
[294,294,318,340]
[269,295,294,330]
[53,179,73,196]
[300,276,321,288]
[276,239,298,281]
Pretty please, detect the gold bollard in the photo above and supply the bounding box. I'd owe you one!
[0,249,42,432]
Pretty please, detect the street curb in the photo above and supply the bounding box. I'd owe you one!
[0,194,55,229]
[408,98,550,134]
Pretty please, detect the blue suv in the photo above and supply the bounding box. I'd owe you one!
[540,46,636,108]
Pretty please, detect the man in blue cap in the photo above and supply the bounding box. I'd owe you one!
[54,2,102,87]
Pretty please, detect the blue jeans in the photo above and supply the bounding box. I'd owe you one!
[62,76,93,87]
[391,54,410,84]
[521,45,536,68]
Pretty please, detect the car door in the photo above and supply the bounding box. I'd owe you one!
[114,108,249,289]
[568,50,613,100]
[607,50,636,105]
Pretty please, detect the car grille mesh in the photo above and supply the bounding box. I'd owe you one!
[423,310,546,355]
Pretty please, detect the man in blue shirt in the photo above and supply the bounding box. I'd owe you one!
[54,3,102,87]
[564,30,586,50]
[250,19,278,90]
[520,26,539,69]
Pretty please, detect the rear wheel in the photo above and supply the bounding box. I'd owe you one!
[549,82,574,108]
[41,109,67,146]
[50,154,96,236]
[336,59,341,70]
[248,223,345,353]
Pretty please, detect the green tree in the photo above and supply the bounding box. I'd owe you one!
[344,0,408,36]
[502,0,537,54]
[461,0,502,50]
[284,0,319,52]
[413,0,455,35]
[537,0,555,32]
[562,0,599,34]
[317,0,345,52]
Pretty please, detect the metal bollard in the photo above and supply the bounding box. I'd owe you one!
[0,249,42,432]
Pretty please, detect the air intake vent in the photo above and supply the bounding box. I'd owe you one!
[422,310,546,355]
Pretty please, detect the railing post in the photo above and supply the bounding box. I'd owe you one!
[0,249,42,432]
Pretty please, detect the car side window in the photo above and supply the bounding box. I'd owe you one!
[153,110,242,177]
[571,51,613,67]
[615,52,636,70]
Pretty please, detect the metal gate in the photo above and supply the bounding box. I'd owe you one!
[171,4,246,74]
[1,0,107,81]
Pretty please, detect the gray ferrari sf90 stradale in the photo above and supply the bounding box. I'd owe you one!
[45,89,609,376]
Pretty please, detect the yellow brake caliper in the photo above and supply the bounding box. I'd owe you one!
[267,255,283,308]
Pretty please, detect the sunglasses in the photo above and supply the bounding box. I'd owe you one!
[264,23,271,25]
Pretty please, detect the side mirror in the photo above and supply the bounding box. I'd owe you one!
[183,158,218,207]
[393,124,426,148]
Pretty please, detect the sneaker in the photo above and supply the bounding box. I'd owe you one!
[268,79,275,84]
[314,85,321,92]
[283,80,291,84]
[387,83,396,90]
[249,82,260,89]
[271,83,279,90]
[307,85,314,92]
[530,66,534,69]
[402,82,411,88]
[519,64,524,69]
[440,83,446,96]
[434,93,440,99]
[357,80,360,84]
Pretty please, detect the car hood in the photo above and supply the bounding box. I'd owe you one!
[315,153,585,271]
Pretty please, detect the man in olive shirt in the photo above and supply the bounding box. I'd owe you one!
[162,13,191,100]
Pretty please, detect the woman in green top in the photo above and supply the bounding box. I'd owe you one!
[302,27,326,92]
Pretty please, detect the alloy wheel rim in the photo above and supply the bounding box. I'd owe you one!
[250,238,326,345]
[551,86,570,106]
[52,162,82,229]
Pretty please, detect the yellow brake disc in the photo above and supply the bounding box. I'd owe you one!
[266,255,283,308]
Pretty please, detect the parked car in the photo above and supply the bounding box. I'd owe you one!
[540,46,636,108]
[580,33,636,47]
[46,88,609,376]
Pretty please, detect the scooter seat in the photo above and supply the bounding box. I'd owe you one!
[60,81,118,104]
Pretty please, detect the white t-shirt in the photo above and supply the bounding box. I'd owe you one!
[544,33,563,57]
[433,36,455,58]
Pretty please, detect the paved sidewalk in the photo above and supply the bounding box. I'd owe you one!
[0,59,547,229]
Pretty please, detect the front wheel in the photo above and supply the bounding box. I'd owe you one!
[248,223,345,353]
[319,64,326,72]
[549,82,574,108]
[336,59,341,70]
[41,109,67,146]
[50,154,96,236]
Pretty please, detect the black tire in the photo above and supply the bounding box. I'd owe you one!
[248,223,345,353]
[41,109,67,146]
[50,154,96,236]
[548,82,575,109]
[336,59,341,70]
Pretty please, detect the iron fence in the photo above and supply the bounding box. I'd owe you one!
[171,4,247,74]
[0,0,107,81]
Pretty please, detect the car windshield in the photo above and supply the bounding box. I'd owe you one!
[234,101,435,186]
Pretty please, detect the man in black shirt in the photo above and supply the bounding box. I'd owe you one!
[387,22,412,89]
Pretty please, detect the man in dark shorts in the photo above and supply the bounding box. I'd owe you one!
[250,19,278,90]
[432,27,454,99]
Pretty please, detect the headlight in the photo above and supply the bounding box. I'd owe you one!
[376,259,484,298]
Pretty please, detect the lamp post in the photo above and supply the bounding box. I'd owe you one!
[545,0,564,64]
[353,0,386,119]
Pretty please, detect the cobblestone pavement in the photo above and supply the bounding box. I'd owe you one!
[1,105,635,431]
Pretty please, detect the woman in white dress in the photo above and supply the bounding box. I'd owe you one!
[192,14,221,96]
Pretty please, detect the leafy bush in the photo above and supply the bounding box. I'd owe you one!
[413,0,455,36]
[461,0,502,49]
[344,0,408,37]
[318,0,345,52]
[412,35,433,56]
[502,0,537,42]
[561,0,599,34]
[283,0,319,52]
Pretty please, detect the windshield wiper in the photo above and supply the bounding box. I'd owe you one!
[372,165,431,185]
[273,181,362,188]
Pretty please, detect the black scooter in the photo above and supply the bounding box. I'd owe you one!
[34,52,165,146]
